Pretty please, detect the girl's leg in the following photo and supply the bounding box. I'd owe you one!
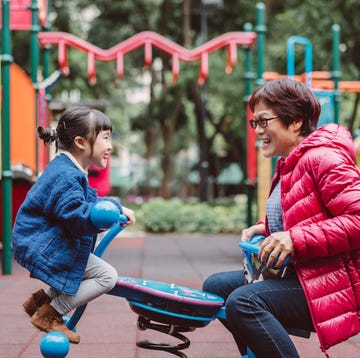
[51,253,118,315]
[45,287,60,299]
[226,278,314,358]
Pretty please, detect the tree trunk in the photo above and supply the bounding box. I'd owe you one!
[159,95,183,198]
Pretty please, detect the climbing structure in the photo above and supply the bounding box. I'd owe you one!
[38,30,257,85]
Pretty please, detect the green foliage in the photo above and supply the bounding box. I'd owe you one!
[137,198,245,234]
[8,0,360,200]
[137,198,183,233]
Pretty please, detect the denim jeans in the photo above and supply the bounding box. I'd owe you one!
[202,270,314,358]
[46,253,118,315]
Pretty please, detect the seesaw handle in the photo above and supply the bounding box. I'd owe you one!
[239,234,291,268]
[94,214,128,258]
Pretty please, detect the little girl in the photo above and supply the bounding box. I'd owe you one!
[12,106,135,343]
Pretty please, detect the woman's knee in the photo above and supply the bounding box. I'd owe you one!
[203,270,244,299]
[225,291,239,318]
[202,273,221,293]
[225,288,252,324]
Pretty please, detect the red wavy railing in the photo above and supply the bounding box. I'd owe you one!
[38,31,257,85]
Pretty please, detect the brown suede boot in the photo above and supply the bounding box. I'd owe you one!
[23,289,51,317]
[30,303,80,344]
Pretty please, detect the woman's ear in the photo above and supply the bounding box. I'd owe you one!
[74,136,86,150]
[292,119,303,132]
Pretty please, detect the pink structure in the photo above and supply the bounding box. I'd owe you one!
[38,31,257,85]
[38,30,259,195]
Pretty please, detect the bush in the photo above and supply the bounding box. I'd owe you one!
[174,203,219,233]
[137,198,183,233]
[137,198,247,234]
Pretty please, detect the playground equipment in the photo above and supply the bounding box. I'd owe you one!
[89,200,120,230]
[256,25,345,220]
[239,234,291,283]
[39,200,258,358]
[37,31,256,86]
[263,25,344,126]
[1,1,267,275]
[39,201,311,358]
[40,331,70,358]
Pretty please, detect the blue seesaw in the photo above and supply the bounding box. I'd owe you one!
[43,201,302,358]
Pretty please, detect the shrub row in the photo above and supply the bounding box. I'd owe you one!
[136,198,247,234]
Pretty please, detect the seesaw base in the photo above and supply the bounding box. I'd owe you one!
[137,316,192,358]
[107,276,225,357]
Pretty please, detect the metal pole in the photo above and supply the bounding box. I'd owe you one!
[42,0,51,86]
[1,0,13,275]
[30,0,40,176]
[243,23,254,97]
[332,24,341,125]
[255,2,266,87]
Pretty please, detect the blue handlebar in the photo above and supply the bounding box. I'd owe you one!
[239,234,291,268]
[94,214,128,258]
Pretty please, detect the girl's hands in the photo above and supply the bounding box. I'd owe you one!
[121,206,136,225]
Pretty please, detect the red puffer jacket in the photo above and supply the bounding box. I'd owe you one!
[268,124,360,353]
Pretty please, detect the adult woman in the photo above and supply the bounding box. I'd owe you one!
[203,78,360,357]
[12,106,135,343]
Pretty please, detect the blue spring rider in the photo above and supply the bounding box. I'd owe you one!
[40,201,261,358]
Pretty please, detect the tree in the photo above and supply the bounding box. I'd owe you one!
[8,0,360,200]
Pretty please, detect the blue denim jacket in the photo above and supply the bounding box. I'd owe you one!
[12,154,122,295]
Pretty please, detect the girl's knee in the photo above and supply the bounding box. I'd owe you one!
[109,266,118,289]
[102,265,118,292]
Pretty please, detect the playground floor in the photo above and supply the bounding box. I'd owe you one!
[1,231,360,358]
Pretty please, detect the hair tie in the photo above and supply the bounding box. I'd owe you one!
[51,128,58,141]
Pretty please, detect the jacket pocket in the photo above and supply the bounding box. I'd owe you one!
[40,233,79,272]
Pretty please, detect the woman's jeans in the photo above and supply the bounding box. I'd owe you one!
[45,253,118,315]
[203,270,314,358]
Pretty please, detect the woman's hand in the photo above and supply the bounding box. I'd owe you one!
[121,206,136,225]
[241,223,266,241]
[259,231,294,268]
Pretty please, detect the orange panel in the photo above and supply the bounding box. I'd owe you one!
[263,72,360,93]
[10,64,36,171]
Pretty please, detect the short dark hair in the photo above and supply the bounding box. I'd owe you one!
[248,78,321,137]
[38,106,112,151]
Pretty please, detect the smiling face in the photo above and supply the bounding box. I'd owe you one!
[89,129,113,168]
[71,129,112,170]
[253,101,304,159]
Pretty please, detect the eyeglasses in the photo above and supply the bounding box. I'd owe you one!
[249,116,279,129]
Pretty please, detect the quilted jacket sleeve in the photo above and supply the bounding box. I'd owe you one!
[290,147,360,259]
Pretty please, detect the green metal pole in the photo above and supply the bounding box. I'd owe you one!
[332,24,341,125]
[243,23,254,98]
[255,2,266,87]
[255,3,276,173]
[42,0,51,85]
[1,0,13,275]
[30,0,40,177]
